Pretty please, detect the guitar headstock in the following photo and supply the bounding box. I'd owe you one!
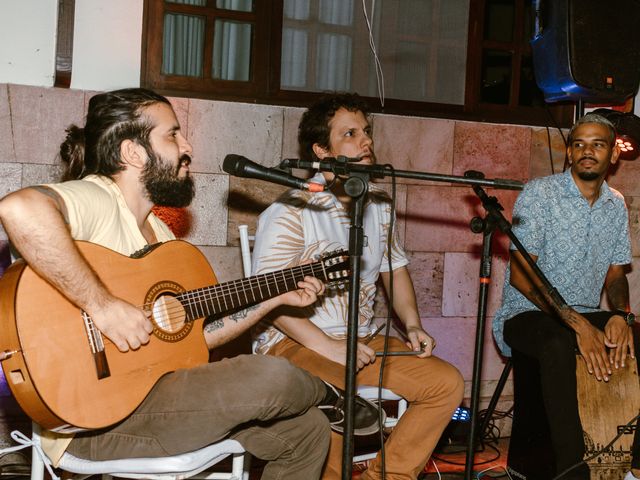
[317,249,350,287]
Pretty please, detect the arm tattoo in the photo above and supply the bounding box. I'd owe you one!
[204,318,225,333]
[526,287,551,312]
[558,305,581,328]
[228,304,259,323]
[203,304,261,333]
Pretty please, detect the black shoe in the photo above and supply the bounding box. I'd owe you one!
[319,382,384,436]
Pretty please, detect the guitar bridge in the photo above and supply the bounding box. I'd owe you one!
[82,311,111,379]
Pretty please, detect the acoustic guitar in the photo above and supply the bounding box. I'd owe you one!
[0,240,349,431]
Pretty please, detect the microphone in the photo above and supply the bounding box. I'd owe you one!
[280,156,359,170]
[223,154,324,192]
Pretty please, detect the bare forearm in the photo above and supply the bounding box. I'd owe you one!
[380,267,421,328]
[273,312,361,366]
[509,251,588,330]
[0,188,112,311]
[273,312,332,351]
[204,297,283,348]
[516,278,589,331]
[605,268,630,311]
[204,276,324,349]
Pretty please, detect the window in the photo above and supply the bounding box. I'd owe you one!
[55,0,75,88]
[464,0,569,125]
[141,0,573,127]
[142,0,271,97]
[279,0,469,106]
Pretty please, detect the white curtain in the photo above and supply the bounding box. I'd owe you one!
[319,0,353,26]
[282,0,353,90]
[166,0,206,6]
[163,13,205,77]
[281,28,309,87]
[283,0,310,19]
[280,0,469,105]
[216,0,253,11]
[163,0,253,80]
[316,33,352,90]
[213,20,252,81]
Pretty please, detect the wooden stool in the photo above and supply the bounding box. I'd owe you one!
[576,354,640,480]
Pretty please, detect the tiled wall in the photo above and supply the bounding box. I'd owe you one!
[3,84,640,433]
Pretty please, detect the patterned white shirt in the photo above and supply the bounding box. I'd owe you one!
[251,173,409,353]
[492,170,632,356]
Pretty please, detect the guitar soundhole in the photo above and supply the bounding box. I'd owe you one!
[146,281,193,342]
[153,295,186,333]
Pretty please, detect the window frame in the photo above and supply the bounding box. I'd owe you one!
[140,0,573,127]
[141,0,273,98]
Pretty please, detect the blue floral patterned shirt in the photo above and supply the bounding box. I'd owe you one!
[492,169,632,356]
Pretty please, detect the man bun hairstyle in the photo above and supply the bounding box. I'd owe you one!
[60,88,171,180]
[298,92,371,162]
[60,125,86,181]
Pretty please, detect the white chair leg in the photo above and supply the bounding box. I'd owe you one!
[398,398,408,417]
[232,451,247,480]
[30,423,44,480]
[238,225,253,277]
[241,452,251,480]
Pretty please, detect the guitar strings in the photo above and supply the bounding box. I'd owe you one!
[117,261,345,332]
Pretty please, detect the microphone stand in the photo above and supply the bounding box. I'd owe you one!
[464,179,569,480]
[340,171,370,480]
[270,157,572,477]
[298,158,526,480]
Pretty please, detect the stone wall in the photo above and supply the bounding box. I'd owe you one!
[2,84,640,439]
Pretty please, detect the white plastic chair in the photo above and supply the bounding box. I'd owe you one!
[0,421,250,480]
[238,225,408,462]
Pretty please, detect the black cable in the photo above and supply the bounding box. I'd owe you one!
[544,105,570,173]
[376,164,397,480]
[546,126,555,175]
[432,442,502,467]
[544,105,568,147]
[431,407,514,470]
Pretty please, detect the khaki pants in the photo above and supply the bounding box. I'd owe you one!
[270,336,464,480]
[68,354,331,480]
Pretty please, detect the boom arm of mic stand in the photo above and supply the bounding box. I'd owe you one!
[473,185,568,308]
[291,159,524,190]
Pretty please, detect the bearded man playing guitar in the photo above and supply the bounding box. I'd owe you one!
[0,88,379,480]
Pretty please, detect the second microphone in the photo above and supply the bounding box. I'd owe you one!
[223,154,325,192]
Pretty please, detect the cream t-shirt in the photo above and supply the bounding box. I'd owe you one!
[40,175,175,465]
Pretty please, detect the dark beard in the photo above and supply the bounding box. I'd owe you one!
[577,170,599,181]
[141,152,195,207]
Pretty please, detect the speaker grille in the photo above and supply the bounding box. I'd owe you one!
[569,0,640,97]
[532,0,640,103]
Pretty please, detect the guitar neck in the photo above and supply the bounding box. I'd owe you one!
[178,263,324,320]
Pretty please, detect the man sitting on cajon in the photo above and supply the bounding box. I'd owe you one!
[492,113,640,480]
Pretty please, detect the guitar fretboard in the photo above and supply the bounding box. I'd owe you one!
[177,262,327,320]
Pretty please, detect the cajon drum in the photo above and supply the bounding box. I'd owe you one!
[576,354,640,480]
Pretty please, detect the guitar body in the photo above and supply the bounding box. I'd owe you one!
[0,241,214,431]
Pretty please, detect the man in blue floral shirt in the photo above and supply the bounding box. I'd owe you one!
[493,113,639,480]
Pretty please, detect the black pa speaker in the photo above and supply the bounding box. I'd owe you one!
[531,0,640,103]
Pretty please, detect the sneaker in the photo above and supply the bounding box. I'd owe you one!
[319,382,384,436]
